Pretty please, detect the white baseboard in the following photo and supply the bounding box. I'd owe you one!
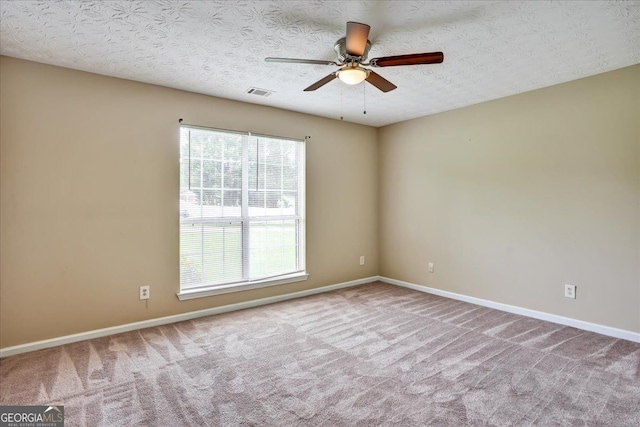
[379,276,640,344]
[0,276,378,358]
[3,275,638,358]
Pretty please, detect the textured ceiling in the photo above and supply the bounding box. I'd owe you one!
[1,1,639,127]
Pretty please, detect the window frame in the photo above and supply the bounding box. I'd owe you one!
[177,125,307,301]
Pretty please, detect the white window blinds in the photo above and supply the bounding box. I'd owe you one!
[179,125,306,292]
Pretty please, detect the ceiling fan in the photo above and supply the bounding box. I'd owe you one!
[265,21,444,93]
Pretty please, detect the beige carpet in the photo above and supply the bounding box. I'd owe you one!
[1,282,639,426]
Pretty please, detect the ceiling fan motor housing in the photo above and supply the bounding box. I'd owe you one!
[334,37,371,63]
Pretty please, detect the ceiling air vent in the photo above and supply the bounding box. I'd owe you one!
[246,87,273,97]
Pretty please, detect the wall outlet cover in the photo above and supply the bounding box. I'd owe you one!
[564,284,576,299]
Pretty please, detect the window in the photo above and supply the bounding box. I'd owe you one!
[178,125,306,299]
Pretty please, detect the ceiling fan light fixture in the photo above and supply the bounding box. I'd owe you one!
[337,67,369,85]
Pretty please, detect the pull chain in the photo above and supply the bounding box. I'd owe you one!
[363,82,367,115]
[340,83,344,120]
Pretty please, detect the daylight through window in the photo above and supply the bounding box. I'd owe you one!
[179,125,306,298]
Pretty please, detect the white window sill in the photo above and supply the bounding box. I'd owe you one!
[177,272,309,301]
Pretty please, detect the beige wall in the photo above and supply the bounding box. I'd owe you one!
[2,56,638,350]
[0,57,379,347]
[379,65,640,333]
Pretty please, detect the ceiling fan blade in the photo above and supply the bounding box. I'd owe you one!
[265,57,338,66]
[369,52,444,67]
[303,73,337,91]
[346,22,371,57]
[365,70,397,93]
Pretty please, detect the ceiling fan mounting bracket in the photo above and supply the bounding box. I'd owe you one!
[334,37,371,63]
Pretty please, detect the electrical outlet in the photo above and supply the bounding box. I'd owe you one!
[428,263,434,273]
[564,284,576,299]
[359,256,365,266]
[140,285,150,300]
